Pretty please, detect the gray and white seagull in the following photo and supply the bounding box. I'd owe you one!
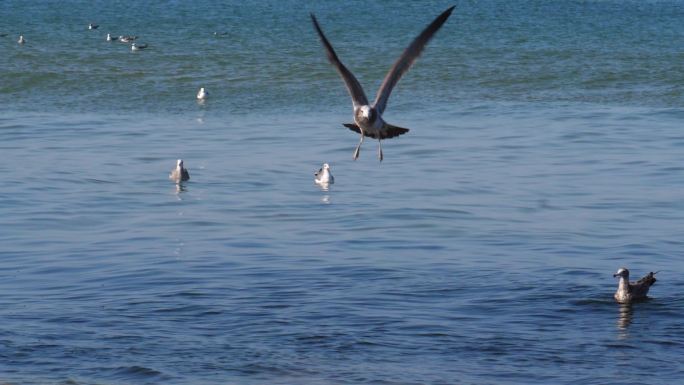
[314,163,334,185]
[613,268,657,304]
[311,6,454,161]
[169,159,190,183]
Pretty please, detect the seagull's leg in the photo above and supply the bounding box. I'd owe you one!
[377,139,383,162]
[353,130,364,160]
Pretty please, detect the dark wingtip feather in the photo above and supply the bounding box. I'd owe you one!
[441,6,457,21]
[430,6,457,33]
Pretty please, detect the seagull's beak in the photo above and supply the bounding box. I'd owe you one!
[613,273,620,278]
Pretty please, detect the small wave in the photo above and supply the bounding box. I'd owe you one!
[111,365,166,379]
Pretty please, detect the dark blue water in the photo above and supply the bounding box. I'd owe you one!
[1,1,684,384]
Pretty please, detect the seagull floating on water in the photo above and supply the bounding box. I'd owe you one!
[613,268,657,304]
[118,35,137,43]
[314,163,334,185]
[197,87,208,100]
[88,23,99,30]
[311,6,454,161]
[106,33,116,42]
[17,35,25,44]
[131,43,148,51]
[169,159,190,182]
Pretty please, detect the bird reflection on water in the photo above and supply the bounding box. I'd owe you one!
[320,194,331,204]
[174,183,187,198]
[616,303,633,340]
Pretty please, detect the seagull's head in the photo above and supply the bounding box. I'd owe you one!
[323,163,330,170]
[359,105,372,119]
[613,268,629,279]
[177,159,184,169]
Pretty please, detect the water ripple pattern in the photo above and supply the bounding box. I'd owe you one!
[1,1,684,384]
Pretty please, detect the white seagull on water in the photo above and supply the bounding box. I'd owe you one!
[613,268,657,304]
[17,35,25,44]
[169,159,190,183]
[311,6,454,161]
[131,43,148,51]
[197,87,208,100]
[314,163,334,185]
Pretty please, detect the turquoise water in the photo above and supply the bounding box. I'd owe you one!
[1,1,684,384]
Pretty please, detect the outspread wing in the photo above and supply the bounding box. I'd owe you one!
[372,6,455,114]
[311,14,369,108]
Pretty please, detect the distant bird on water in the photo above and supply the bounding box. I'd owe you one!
[613,268,657,303]
[197,87,208,100]
[311,6,455,161]
[131,43,148,51]
[106,33,116,42]
[314,163,334,185]
[17,35,25,44]
[88,23,99,30]
[169,159,190,182]
[118,35,137,43]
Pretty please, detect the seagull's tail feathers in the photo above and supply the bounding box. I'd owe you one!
[635,272,657,292]
[384,123,410,139]
[342,123,409,139]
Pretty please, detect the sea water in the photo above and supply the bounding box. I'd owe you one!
[1,1,683,384]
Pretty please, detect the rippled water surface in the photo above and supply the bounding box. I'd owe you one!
[1,1,684,384]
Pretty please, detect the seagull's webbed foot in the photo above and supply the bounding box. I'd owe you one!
[378,139,383,162]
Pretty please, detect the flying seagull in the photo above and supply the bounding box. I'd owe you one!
[613,268,657,303]
[311,6,454,161]
[169,159,190,182]
[314,163,334,185]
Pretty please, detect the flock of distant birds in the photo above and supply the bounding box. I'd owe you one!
[7,9,659,304]
[10,23,150,51]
